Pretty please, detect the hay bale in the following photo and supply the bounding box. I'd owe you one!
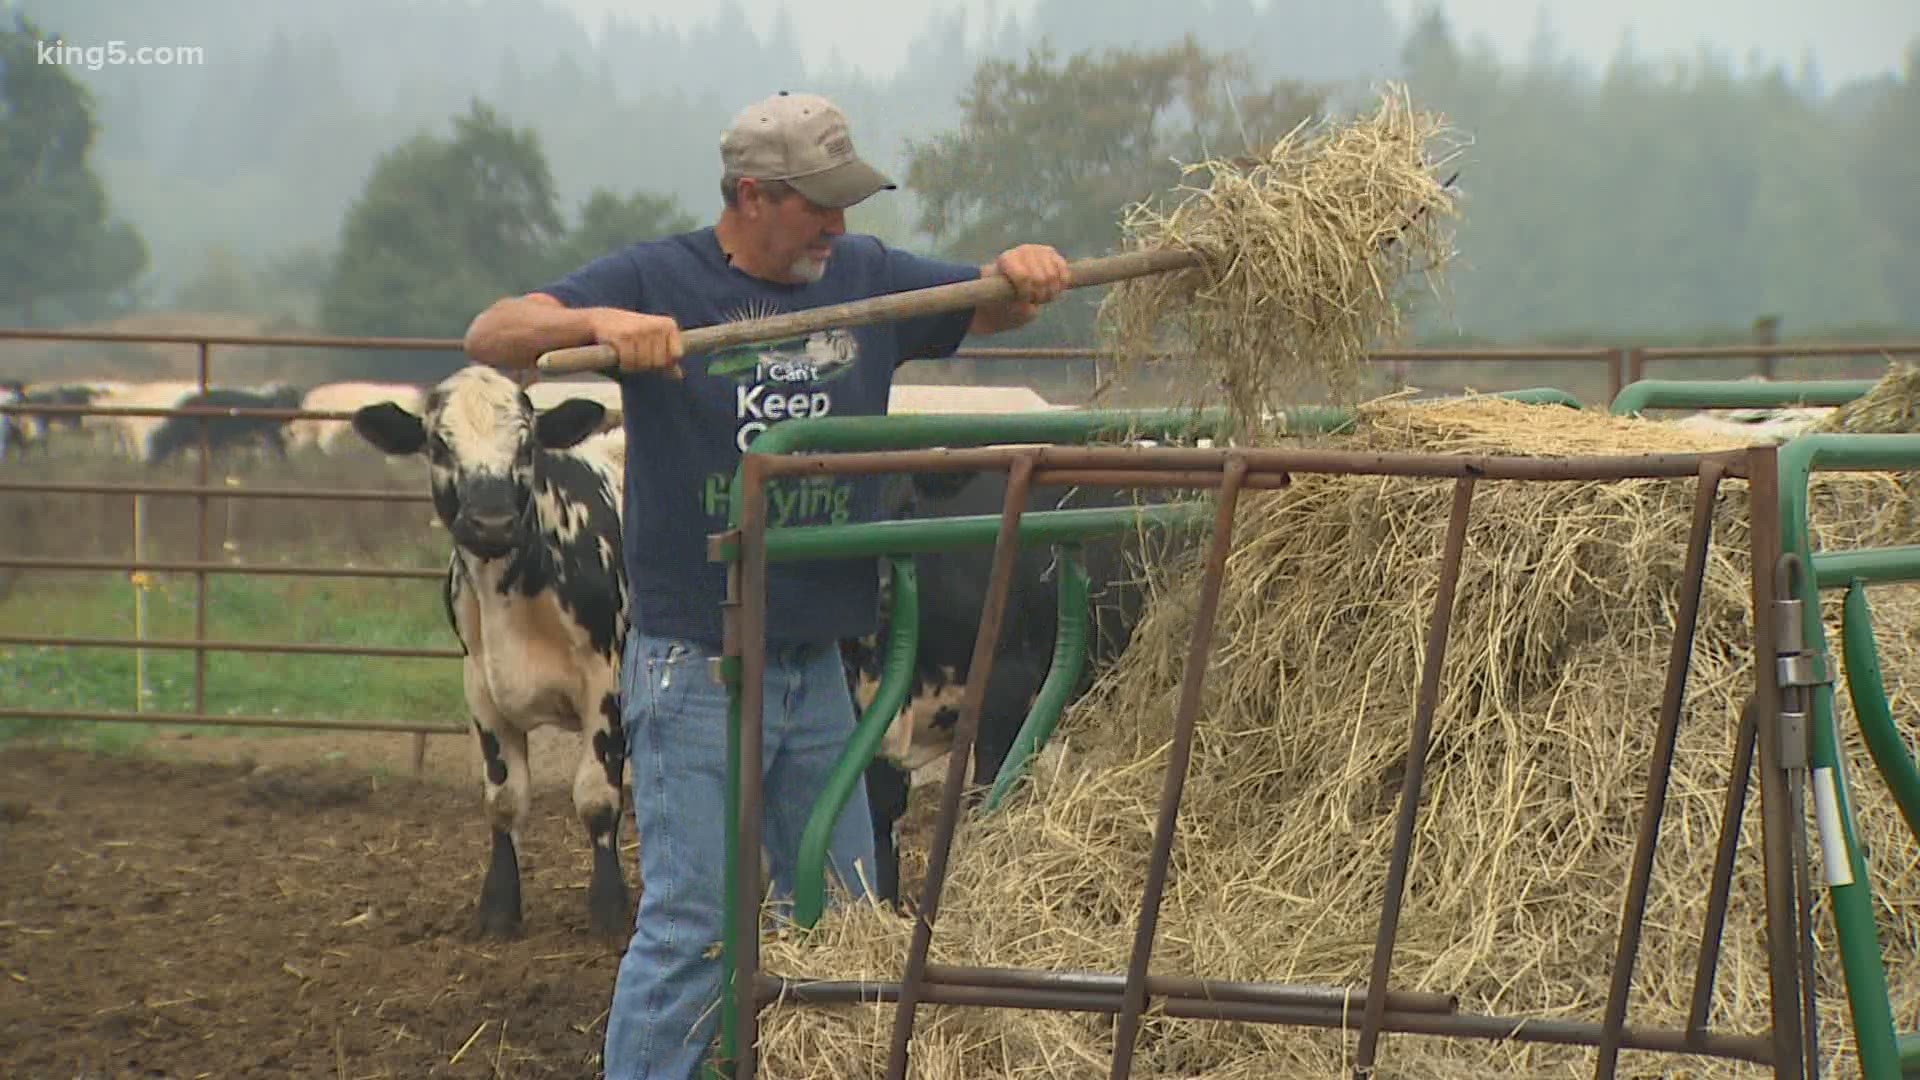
[756,397,1920,1079]
[1813,364,1920,435]
[1095,84,1463,441]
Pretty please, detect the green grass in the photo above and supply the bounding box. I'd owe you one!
[0,558,465,748]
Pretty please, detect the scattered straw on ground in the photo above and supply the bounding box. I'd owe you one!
[1095,84,1464,440]
[755,397,1920,1079]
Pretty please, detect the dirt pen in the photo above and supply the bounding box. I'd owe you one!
[5,330,1920,1079]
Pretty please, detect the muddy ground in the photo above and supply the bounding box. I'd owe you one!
[0,729,937,1079]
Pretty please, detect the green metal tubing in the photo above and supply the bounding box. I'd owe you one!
[1611,378,1876,416]
[1781,433,1920,474]
[1899,1030,1920,1075]
[1815,547,1920,590]
[727,408,1232,525]
[792,556,920,929]
[718,503,1211,563]
[983,547,1092,813]
[1841,583,1920,846]
[1776,434,1920,1078]
[727,392,1581,526]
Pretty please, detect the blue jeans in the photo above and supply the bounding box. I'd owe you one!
[604,632,878,1080]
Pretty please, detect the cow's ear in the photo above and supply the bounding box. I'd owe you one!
[352,402,426,456]
[535,399,605,450]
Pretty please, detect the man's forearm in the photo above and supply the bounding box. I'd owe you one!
[968,297,1043,336]
[967,263,1043,336]
[464,295,601,369]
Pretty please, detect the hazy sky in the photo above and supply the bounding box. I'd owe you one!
[556,0,1918,85]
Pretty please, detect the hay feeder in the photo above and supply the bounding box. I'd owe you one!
[709,399,1920,1079]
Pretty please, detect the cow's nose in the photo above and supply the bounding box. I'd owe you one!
[467,510,515,532]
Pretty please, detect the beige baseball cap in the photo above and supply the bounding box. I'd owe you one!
[720,91,896,209]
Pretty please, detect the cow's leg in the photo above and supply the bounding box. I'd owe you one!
[573,670,631,938]
[970,654,1050,794]
[863,760,909,906]
[469,678,532,938]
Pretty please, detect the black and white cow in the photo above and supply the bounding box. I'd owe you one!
[352,365,632,939]
[846,470,1168,904]
[145,385,306,465]
[13,381,125,452]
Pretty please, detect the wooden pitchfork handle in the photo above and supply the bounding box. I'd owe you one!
[533,248,1200,376]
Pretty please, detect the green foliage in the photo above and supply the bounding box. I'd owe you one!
[1851,42,1920,319]
[318,99,698,351]
[319,100,566,340]
[543,188,697,281]
[0,14,147,325]
[171,245,332,325]
[0,566,461,747]
[15,0,1920,347]
[903,36,1324,344]
[1398,11,1920,341]
[907,36,1322,261]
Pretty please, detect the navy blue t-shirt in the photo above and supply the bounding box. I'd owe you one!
[537,227,979,648]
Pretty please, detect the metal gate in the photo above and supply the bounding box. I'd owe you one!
[714,418,1840,1079]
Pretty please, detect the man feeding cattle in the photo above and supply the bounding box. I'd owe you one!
[461,90,1070,1080]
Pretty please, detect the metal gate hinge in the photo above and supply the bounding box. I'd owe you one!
[1776,651,1833,689]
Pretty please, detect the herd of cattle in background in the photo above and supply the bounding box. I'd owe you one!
[0,377,627,464]
[0,377,1079,466]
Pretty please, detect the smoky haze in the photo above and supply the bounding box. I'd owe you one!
[10,0,1920,346]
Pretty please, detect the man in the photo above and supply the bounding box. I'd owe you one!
[463,90,1070,1079]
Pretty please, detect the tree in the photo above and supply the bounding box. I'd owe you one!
[1852,41,1920,325]
[320,99,565,344]
[0,15,148,325]
[320,100,699,375]
[171,244,334,326]
[543,188,696,281]
[904,37,1323,344]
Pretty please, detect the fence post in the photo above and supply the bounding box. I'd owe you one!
[192,341,212,717]
[134,494,148,712]
[1754,316,1780,381]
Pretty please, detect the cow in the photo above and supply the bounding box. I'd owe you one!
[845,469,1174,904]
[287,382,427,454]
[14,380,132,453]
[1672,405,1831,444]
[351,364,632,939]
[143,385,306,466]
[0,381,24,462]
[90,381,202,460]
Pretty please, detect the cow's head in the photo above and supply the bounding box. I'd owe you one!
[352,366,605,560]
